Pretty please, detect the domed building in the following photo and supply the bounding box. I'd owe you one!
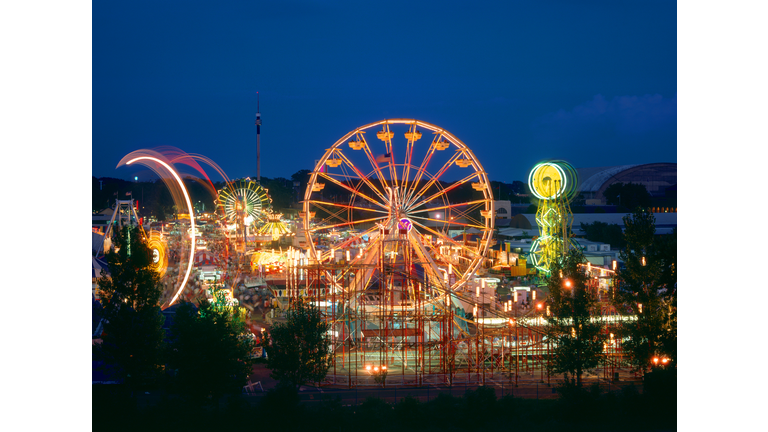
[576,163,676,206]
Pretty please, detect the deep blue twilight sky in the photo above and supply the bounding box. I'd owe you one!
[93,0,676,184]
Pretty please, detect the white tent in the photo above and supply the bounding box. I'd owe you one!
[92,231,105,253]
[92,256,109,279]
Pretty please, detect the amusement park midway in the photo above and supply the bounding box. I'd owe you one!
[92,119,677,396]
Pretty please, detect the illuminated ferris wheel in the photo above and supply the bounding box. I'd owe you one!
[216,178,271,224]
[216,178,272,253]
[303,119,495,294]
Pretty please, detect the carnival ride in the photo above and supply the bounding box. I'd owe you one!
[275,119,553,386]
[215,178,272,253]
[146,229,169,278]
[527,161,580,274]
[96,199,143,256]
[257,211,291,241]
[99,139,635,387]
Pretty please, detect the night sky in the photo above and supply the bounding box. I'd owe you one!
[92,1,676,183]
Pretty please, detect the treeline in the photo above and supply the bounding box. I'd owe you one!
[93,380,675,432]
[93,174,535,220]
[92,174,305,218]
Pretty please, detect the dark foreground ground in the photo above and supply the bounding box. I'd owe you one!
[93,370,676,432]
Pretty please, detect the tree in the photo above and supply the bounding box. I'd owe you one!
[261,177,294,210]
[167,286,256,401]
[580,221,625,250]
[613,209,677,372]
[544,249,605,387]
[604,182,652,212]
[266,300,330,387]
[291,169,312,199]
[95,226,166,389]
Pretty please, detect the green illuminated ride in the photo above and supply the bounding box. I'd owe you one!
[527,161,579,274]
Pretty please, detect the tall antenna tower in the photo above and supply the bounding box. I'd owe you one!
[255,92,261,183]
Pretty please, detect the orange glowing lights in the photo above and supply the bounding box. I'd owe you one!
[125,155,195,307]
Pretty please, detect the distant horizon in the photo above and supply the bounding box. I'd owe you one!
[93,160,677,185]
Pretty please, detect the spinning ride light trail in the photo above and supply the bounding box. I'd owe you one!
[146,230,168,277]
[117,153,196,307]
[527,160,579,273]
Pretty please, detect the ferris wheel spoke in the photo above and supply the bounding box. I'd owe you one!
[408,234,449,288]
[358,134,392,194]
[410,219,486,260]
[316,172,389,211]
[383,123,400,192]
[402,135,444,206]
[308,200,389,216]
[407,171,482,212]
[407,214,488,231]
[332,224,381,251]
[403,150,464,209]
[308,216,389,233]
[311,202,350,226]
[334,151,390,205]
[400,124,419,199]
[450,209,489,229]
[341,238,381,290]
[406,199,490,215]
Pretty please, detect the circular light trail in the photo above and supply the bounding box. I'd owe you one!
[126,156,195,306]
[528,162,567,200]
[146,230,168,277]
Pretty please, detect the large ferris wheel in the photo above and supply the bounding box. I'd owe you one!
[302,119,495,294]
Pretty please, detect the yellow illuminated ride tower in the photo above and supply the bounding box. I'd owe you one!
[528,161,579,274]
